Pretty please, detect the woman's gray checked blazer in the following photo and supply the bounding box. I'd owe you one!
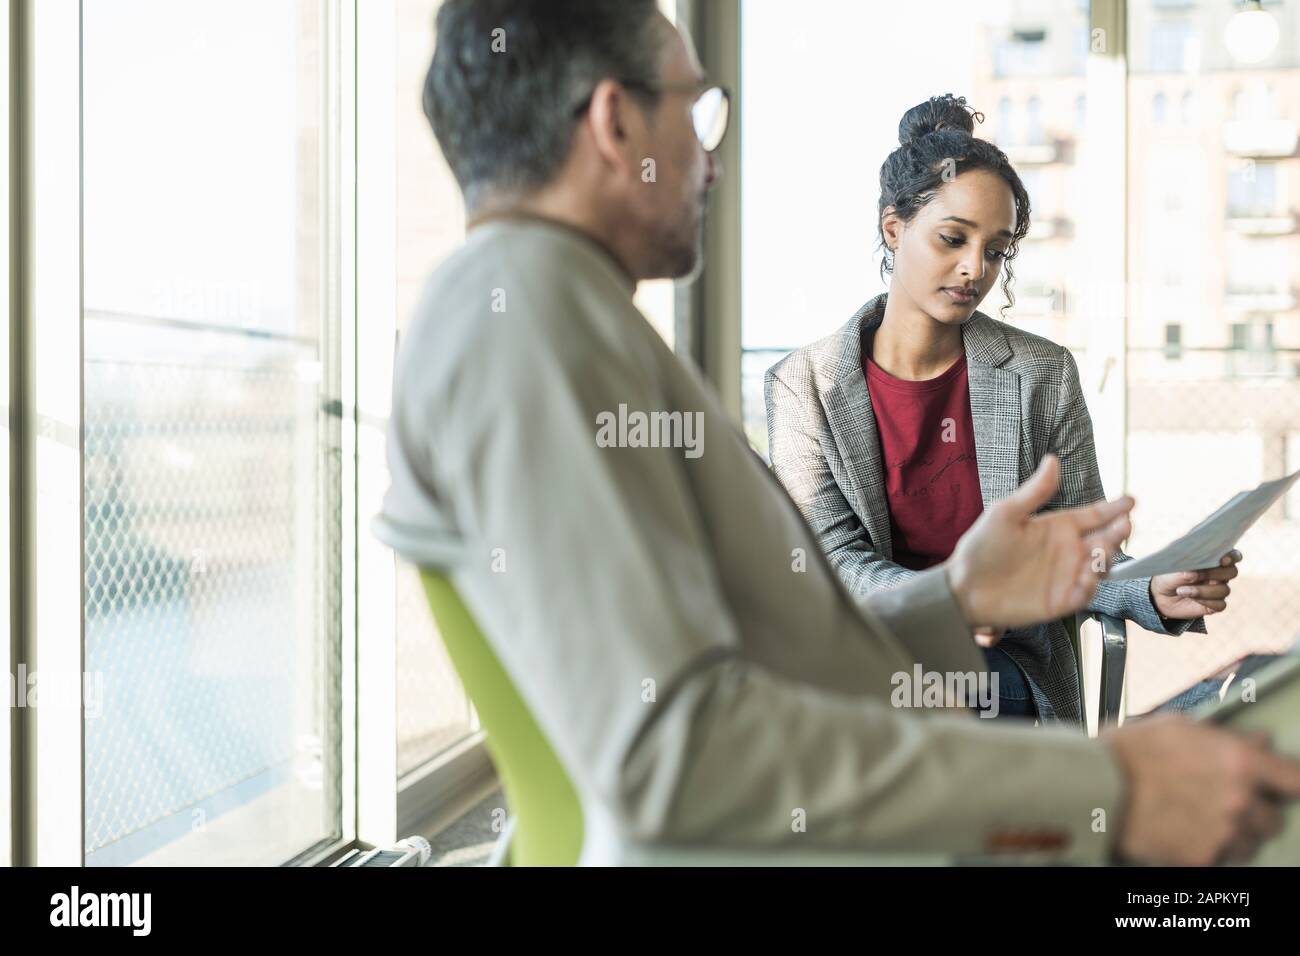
[764,292,1205,725]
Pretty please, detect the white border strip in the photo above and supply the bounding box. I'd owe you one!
[21,0,83,867]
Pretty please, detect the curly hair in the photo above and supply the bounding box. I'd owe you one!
[876,93,1031,315]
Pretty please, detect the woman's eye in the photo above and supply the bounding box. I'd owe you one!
[987,248,1009,261]
[939,234,962,247]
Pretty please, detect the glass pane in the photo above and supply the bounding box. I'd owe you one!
[1125,0,1300,712]
[82,0,341,864]
[393,0,680,777]
[395,0,474,777]
[741,0,1090,458]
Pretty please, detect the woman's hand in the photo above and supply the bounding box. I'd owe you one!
[1150,550,1242,619]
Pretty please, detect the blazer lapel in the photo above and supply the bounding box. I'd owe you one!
[962,315,1022,507]
[815,298,1025,551]
[821,295,895,559]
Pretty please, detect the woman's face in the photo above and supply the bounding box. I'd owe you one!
[882,167,1018,326]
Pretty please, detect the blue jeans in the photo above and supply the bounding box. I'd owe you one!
[980,646,1036,719]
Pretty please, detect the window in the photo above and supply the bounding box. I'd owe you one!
[740,0,1090,456]
[1026,95,1045,144]
[392,0,679,780]
[1227,160,1279,217]
[1128,0,1300,711]
[387,0,679,823]
[1164,322,1183,360]
[995,29,1048,77]
[81,0,342,866]
[393,0,475,782]
[998,96,1015,145]
[1149,19,1194,73]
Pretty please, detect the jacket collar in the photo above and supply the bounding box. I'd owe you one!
[822,292,1013,383]
[816,292,1022,560]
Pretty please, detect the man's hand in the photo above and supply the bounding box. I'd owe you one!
[945,454,1134,629]
[1106,714,1300,865]
[1151,550,1242,619]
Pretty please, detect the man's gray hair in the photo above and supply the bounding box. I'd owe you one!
[424,0,667,208]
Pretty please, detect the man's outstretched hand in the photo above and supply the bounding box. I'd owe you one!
[945,454,1134,629]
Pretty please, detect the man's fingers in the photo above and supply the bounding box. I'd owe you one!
[1249,747,1300,798]
[1083,514,1133,569]
[1069,558,1103,610]
[1003,454,1061,518]
[1063,494,1136,537]
[1243,799,1286,841]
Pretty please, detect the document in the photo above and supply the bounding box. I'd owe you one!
[1106,468,1300,581]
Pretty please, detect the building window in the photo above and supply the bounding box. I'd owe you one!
[1164,322,1183,359]
[1150,20,1193,73]
[998,96,1015,145]
[1026,95,1044,145]
[1227,161,1278,218]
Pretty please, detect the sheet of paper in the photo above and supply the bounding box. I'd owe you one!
[1106,468,1300,581]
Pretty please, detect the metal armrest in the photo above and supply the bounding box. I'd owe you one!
[1071,612,1128,731]
[1097,613,1127,727]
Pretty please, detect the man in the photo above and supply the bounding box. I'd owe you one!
[377,0,1300,864]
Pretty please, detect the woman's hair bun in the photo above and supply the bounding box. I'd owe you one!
[897,93,983,147]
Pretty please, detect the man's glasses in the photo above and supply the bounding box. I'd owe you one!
[574,80,731,153]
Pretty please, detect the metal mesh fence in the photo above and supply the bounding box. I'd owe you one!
[1123,351,1300,712]
[83,315,341,861]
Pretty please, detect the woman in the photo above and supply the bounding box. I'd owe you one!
[764,93,1241,725]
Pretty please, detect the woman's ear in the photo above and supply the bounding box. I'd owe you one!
[880,205,903,252]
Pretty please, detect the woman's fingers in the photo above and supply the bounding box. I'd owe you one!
[1177,582,1231,599]
[1185,565,1239,584]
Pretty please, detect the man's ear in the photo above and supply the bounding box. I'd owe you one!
[880,205,904,252]
[584,78,637,174]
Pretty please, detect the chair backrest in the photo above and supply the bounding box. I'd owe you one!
[417,569,584,866]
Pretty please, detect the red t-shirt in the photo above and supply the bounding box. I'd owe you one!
[863,349,985,571]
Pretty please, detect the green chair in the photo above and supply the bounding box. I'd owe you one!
[418,569,583,867]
